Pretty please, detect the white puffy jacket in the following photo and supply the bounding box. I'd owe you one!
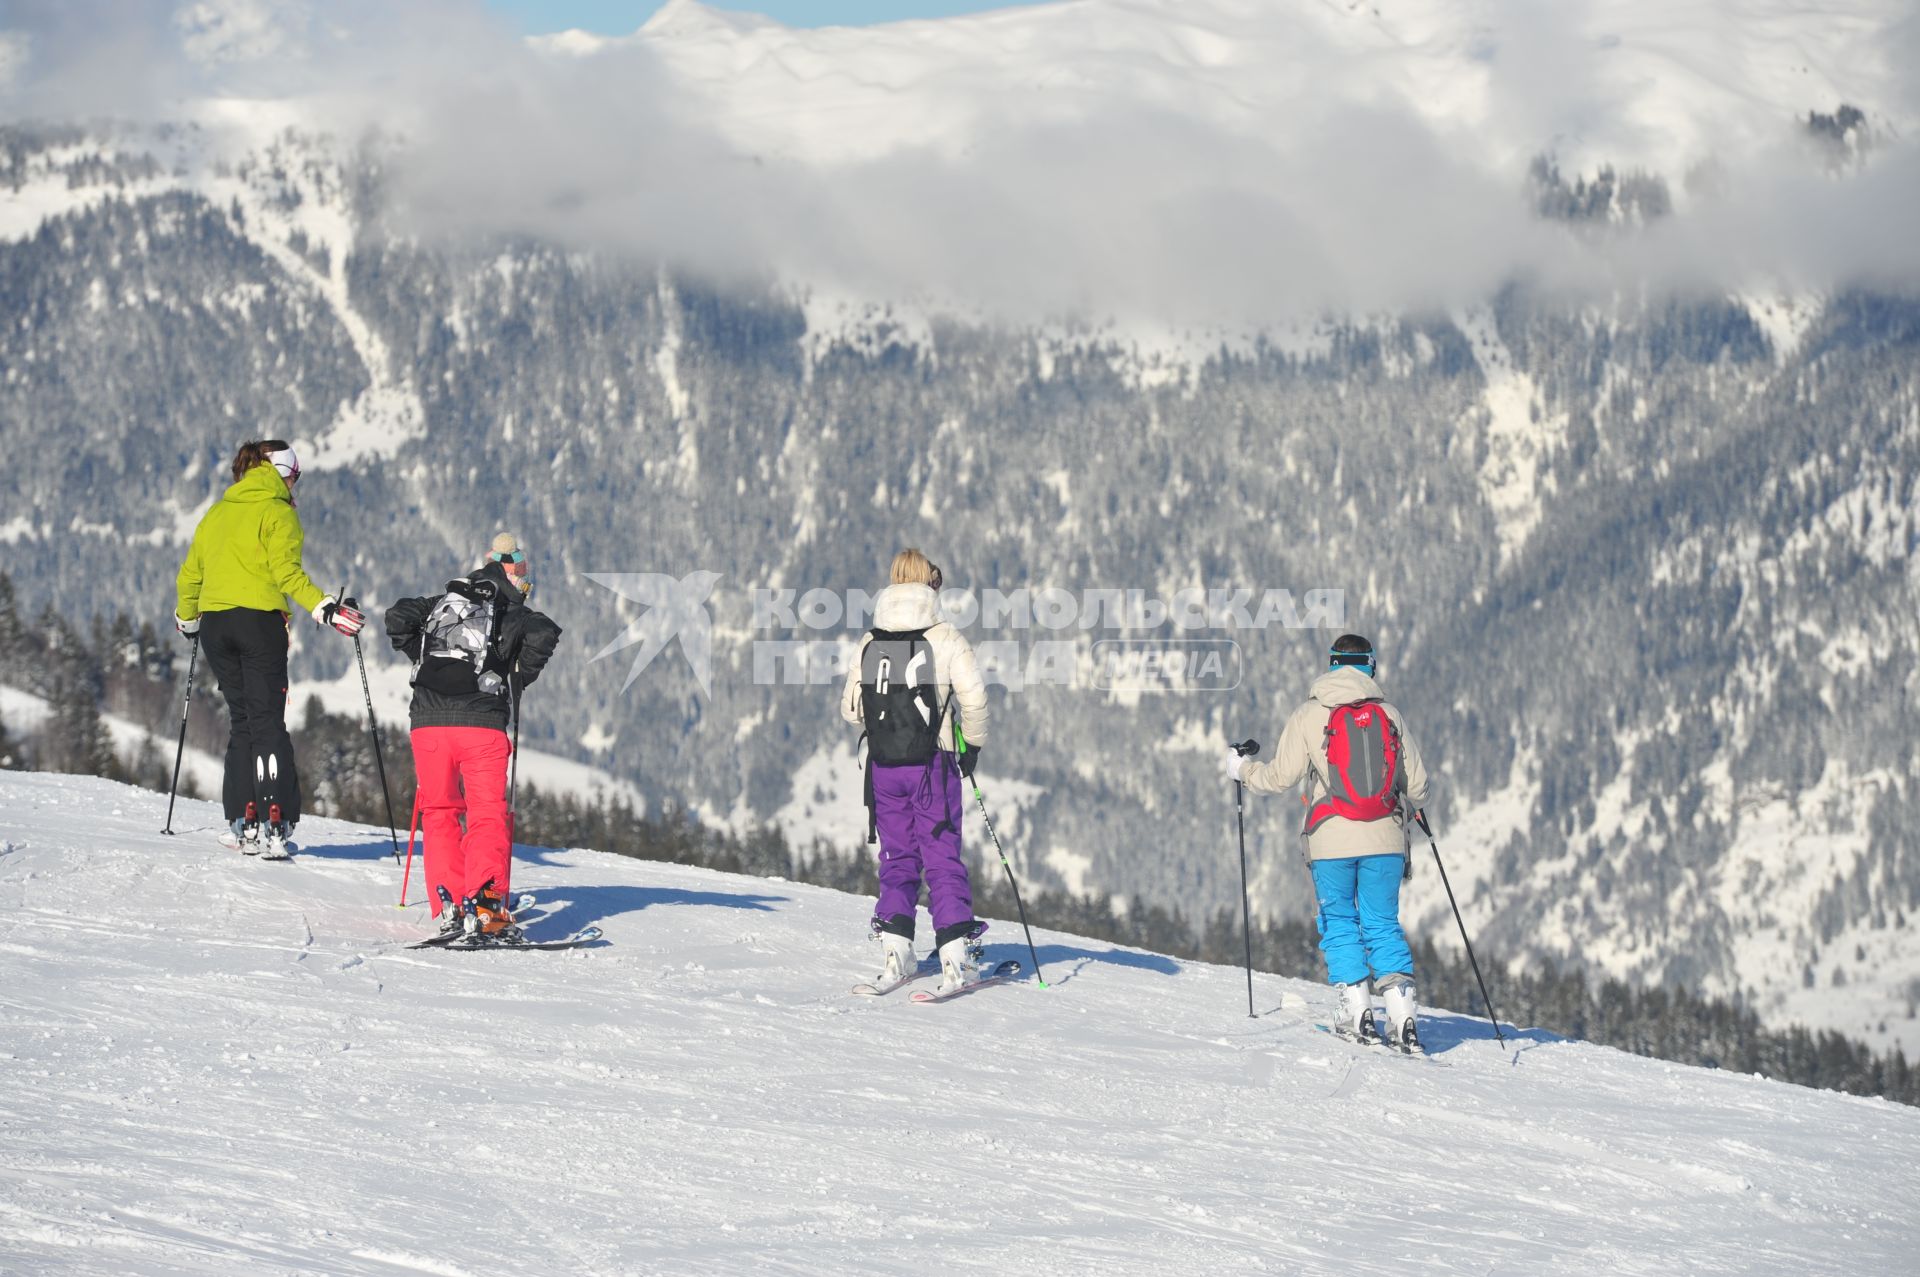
[839,583,989,753]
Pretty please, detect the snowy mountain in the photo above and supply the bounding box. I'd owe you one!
[2,769,1917,1275]
[0,0,1917,1059]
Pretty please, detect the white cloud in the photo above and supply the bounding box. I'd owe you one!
[174,0,306,66]
[1,0,1915,326]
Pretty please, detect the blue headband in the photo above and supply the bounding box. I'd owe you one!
[1329,649,1376,676]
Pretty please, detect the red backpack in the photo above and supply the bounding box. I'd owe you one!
[1304,699,1402,832]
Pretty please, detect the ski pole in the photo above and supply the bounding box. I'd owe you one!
[399,789,421,907]
[955,728,1046,988]
[351,626,402,865]
[1414,809,1506,1045]
[507,670,521,846]
[1231,738,1261,1018]
[161,636,200,835]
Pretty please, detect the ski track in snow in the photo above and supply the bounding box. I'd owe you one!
[0,770,1916,1276]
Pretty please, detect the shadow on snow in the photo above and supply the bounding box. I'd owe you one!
[526,883,789,937]
[998,940,1183,986]
[292,838,789,934]
[294,836,407,863]
[306,837,1183,985]
[1419,1013,1561,1057]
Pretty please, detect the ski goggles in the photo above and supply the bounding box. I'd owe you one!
[267,447,301,486]
[1328,646,1376,676]
[928,561,943,592]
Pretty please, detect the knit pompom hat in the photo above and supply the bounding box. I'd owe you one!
[484,532,532,596]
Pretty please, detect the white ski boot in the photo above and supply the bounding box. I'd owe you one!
[934,934,982,996]
[874,932,916,985]
[1382,981,1422,1055]
[850,929,923,995]
[1334,981,1380,1045]
[259,807,293,861]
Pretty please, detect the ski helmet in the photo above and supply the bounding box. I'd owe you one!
[266,445,300,486]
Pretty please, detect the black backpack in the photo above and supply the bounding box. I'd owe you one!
[411,577,508,699]
[859,627,943,765]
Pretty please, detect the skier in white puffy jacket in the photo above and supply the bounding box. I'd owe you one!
[1225,634,1432,1051]
[840,548,991,995]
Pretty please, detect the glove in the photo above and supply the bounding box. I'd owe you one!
[174,614,200,638]
[313,595,365,637]
[957,746,982,779]
[1223,751,1249,783]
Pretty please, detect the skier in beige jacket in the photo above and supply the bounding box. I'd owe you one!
[840,549,991,994]
[1226,633,1433,1051]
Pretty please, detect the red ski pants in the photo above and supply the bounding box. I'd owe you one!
[411,726,513,916]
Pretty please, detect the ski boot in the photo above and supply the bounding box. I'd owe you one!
[932,922,986,997]
[462,883,522,944]
[259,804,293,860]
[432,885,467,941]
[1333,981,1382,1046]
[872,929,917,987]
[231,803,264,855]
[1382,980,1423,1055]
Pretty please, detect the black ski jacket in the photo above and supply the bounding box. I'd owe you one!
[385,561,563,732]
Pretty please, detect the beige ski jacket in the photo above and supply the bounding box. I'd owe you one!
[1240,666,1430,861]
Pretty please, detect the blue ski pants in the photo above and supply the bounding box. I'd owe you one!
[1311,854,1414,986]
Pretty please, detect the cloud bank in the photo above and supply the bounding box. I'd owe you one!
[2,0,1916,327]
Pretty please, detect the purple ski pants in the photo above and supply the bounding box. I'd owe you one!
[871,754,975,935]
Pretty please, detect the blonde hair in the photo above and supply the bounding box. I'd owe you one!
[889,548,937,587]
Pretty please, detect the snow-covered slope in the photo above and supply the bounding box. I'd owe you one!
[1,0,1917,1094]
[1,770,1916,1275]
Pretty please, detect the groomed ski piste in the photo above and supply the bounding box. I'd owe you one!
[2,771,1916,1276]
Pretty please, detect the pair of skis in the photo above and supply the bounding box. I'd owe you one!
[405,890,600,951]
[1311,1022,1448,1066]
[851,957,1023,1003]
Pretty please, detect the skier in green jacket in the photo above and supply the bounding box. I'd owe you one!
[174,440,362,859]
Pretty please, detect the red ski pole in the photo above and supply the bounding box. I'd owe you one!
[398,790,421,907]
[508,670,521,846]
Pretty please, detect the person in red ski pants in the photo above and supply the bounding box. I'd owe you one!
[411,726,513,914]
[386,534,561,940]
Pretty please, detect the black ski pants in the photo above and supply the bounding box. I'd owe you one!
[199,607,301,827]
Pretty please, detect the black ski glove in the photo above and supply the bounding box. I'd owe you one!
[957,747,982,779]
